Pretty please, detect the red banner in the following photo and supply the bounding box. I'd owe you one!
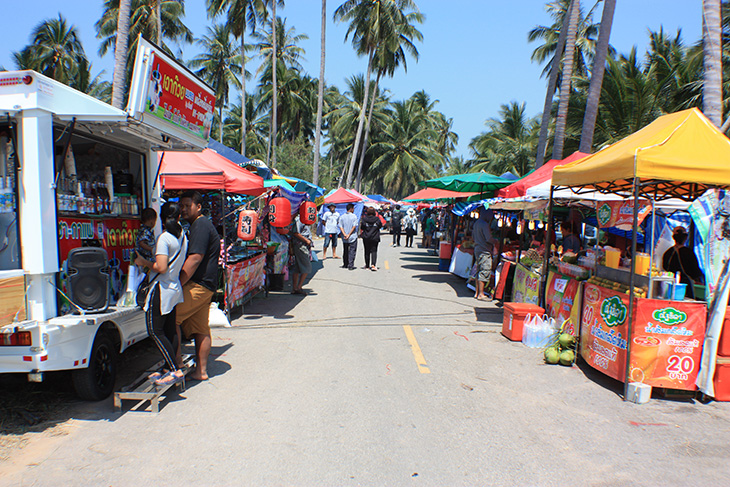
[546,271,582,335]
[226,253,266,308]
[145,52,215,141]
[630,299,706,390]
[595,200,651,229]
[580,283,631,382]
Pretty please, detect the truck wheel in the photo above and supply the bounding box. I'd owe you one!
[72,333,118,401]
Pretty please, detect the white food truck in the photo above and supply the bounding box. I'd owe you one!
[0,38,215,400]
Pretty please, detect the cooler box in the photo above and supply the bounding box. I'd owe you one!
[502,303,544,341]
[713,362,730,401]
[438,258,450,271]
[718,307,730,356]
[439,242,452,259]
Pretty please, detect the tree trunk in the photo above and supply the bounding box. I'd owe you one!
[111,0,132,109]
[703,0,723,127]
[346,51,373,188]
[579,0,615,153]
[552,0,580,161]
[219,105,224,143]
[156,0,162,44]
[355,71,381,192]
[271,1,278,168]
[339,149,351,187]
[313,0,327,186]
[241,32,247,156]
[535,0,573,168]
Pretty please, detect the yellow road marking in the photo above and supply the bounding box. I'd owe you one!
[384,260,390,270]
[403,325,431,374]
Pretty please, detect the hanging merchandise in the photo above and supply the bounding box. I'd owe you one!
[237,209,258,241]
[300,201,317,225]
[268,197,292,227]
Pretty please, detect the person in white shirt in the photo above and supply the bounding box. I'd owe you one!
[321,204,340,259]
[338,203,359,270]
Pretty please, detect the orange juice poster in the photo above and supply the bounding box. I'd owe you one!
[630,299,706,390]
[580,283,630,382]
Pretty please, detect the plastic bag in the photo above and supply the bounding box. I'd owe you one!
[310,249,319,262]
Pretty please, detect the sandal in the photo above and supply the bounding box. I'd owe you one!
[148,372,163,382]
[154,370,184,386]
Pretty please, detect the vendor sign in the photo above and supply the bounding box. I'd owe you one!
[512,263,540,305]
[595,200,651,229]
[629,299,706,390]
[226,253,266,308]
[580,283,630,382]
[545,271,582,334]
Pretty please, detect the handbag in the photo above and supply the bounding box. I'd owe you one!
[135,243,184,308]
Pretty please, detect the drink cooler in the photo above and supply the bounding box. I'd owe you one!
[502,302,544,341]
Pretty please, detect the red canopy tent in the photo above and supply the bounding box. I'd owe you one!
[496,151,589,198]
[403,187,477,202]
[324,188,363,204]
[159,148,265,195]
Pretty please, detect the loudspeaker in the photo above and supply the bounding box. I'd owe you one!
[67,247,110,313]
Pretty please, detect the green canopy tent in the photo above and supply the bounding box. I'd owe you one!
[419,172,513,196]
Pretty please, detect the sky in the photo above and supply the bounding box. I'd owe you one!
[0,1,703,159]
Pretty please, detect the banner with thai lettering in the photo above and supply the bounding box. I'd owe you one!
[580,282,631,382]
[57,217,140,312]
[512,263,540,305]
[226,253,266,308]
[595,200,652,229]
[630,299,706,390]
[545,271,582,335]
[145,50,215,141]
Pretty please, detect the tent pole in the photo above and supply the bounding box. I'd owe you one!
[623,179,641,401]
[648,201,657,298]
[540,186,555,308]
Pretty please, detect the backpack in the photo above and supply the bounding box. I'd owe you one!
[391,211,402,226]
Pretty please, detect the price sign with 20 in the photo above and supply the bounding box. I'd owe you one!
[666,355,694,381]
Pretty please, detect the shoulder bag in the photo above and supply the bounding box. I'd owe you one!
[135,239,184,308]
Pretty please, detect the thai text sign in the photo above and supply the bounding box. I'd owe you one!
[595,200,651,229]
[144,50,215,141]
[580,282,630,382]
[512,263,540,305]
[226,253,266,308]
[630,299,706,390]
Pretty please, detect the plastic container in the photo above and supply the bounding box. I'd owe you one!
[635,253,651,276]
[439,242,452,259]
[672,283,687,300]
[438,258,450,271]
[605,248,621,269]
[502,303,544,342]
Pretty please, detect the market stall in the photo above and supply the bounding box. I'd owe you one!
[550,108,730,399]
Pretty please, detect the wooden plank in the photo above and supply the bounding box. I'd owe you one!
[0,276,26,326]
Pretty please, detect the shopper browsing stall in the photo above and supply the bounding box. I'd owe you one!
[474,207,497,301]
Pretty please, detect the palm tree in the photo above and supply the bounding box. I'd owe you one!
[313,0,327,186]
[470,102,540,177]
[189,23,243,142]
[704,0,723,127]
[579,0,616,153]
[552,0,581,160]
[19,14,87,85]
[224,95,269,159]
[112,0,132,108]
[206,0,267,156]
[252,16,307,72]
[258,63,318,143]
[270,0,283,168]
[368,98,440,198]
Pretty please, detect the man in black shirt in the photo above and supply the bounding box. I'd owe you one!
[177,191,220,380]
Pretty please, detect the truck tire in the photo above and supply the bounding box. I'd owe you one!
[72,332,118,401]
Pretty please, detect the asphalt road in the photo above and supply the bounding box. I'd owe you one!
[2,239,730,486]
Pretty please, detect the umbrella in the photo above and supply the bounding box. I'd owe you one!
[403,187,478,202]
[420,172,512,195]
[264,179,297,191]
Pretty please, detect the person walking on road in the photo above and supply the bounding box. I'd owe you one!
[321,204,340,259]
[339,203,358,270]
[135,202,188,386]
[360,206,383,271]
[391,205,403,247]
[473,207,497,301]
[177,191,220,381]
[403,208,418,248]
[290,214,313,294]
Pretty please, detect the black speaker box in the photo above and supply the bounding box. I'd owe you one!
[67,247,110,313]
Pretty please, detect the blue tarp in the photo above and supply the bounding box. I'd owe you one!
[367,194,391,203]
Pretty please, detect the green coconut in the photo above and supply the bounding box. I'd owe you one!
[544,347,560,365]
[558,333,575,349]
[559,349,575,366]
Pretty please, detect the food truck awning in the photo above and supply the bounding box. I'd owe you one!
[159,149,265,195]
[552,108,730,200]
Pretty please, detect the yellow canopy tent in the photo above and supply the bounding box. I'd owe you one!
[552,108,730,201]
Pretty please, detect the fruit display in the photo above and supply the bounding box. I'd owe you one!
[586,276,647,298]
[520,248,543,268]
[543,320,578,367]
